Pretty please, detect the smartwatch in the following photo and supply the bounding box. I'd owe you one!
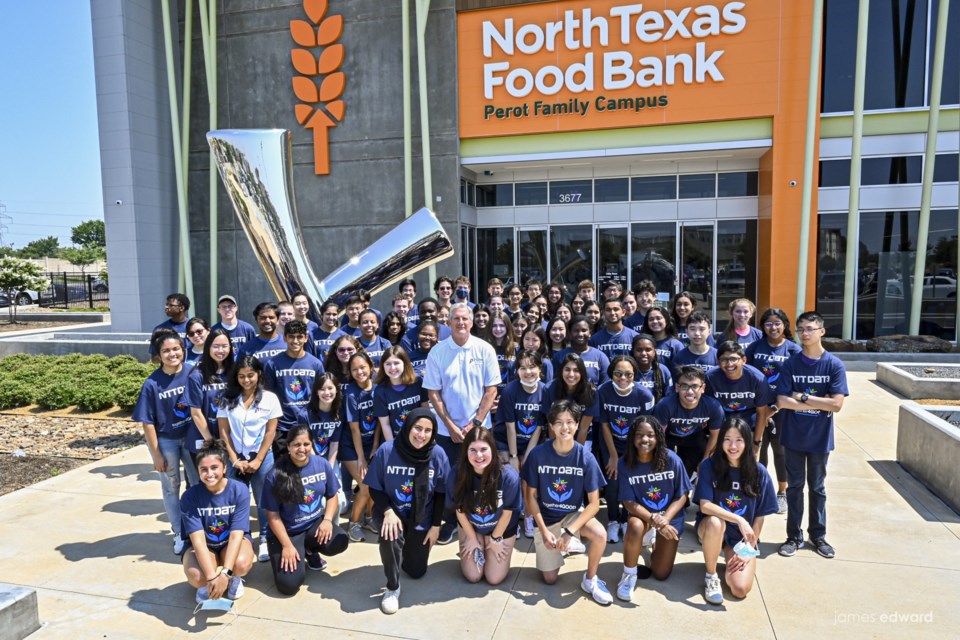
[471,417,483,428]
[800,393,809,403]
[561,527,575,538]
[753,440,762,446]
[222,568,234,577]
[491,535,504,544]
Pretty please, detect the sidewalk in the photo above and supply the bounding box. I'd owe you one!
[2,371,957,639]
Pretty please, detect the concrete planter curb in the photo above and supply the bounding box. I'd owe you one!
[877,363,960,400]
[897,403,960,515]
[0,584,40,640]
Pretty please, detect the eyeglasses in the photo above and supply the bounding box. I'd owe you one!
[611,371,634,378]
[719,356,743,364]
[187,329,206,337]
[677,384,703,392]
[763,322,784,329]
[796,326,823,334]
[337,347,356,353]
[164,304,182,309]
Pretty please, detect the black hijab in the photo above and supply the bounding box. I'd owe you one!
[393,407,438,524]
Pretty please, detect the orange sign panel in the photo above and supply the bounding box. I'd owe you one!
[458,0,787,138]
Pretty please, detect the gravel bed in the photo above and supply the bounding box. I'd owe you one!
[1,413,142,459]
[898,366,960,379]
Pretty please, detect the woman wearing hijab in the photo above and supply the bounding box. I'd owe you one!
[364,408,450,614]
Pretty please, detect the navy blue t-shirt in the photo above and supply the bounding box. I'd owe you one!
[618,450,692,533]
[358,335,394,369]
[261,455,340,534]
[597,381,655,454]
[693,457,778,548]
[183,367,227,452]
[237,335,287,363]
[706,365,774,427]
[150,318,188,355]
[623,311,646,330]
[746,339,802,389]
[132,366,194,439]
[309,326,346,362]
[672,346,718,375]
[521,441,605,525]
[400,323,451,352]
[717,326,764,349]
[553,347,610,386]
[654,337,685,369]
[298,406,344,459]
[344,382,378,456]
[653,394,725,439]
[263,352,325,432]
[543,379,600,425]
[590,326,639,358]
[373,380,427,438]
[775,351,849,453]
[494,380,548,453]
[364,440,450,530]
[211,320,257,354]
[494,350,516,394]
[406,348,431,378]
[180,479,251,551]
[636,364,674,399]
[445,465,523,536]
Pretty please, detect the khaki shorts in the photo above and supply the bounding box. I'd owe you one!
[533,512,581,572]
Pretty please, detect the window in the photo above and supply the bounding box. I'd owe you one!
[679,174,716,199]
[550,179,593,205]
[819,159,851,187]
[930,0,960,106]
[466,181,475,206]
[476,184,513,207]
[549,225,593,294]
[518,229,548,286]
[715,220,758,332]
[933,154,959,183]
[630,223,676,295]
[460,179,467,204]
[819,156,923,186]
[717,172,759,197]
[476,228,514,289]
[631,175,677,201]
[594,178,629,202]
[515,182,548,206]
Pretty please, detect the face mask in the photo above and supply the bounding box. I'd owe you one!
[733,540,760,559]
[455,287,469,299]
[194,598,235,614]
[614,379,634,393]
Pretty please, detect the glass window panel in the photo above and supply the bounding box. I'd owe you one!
[717,172,759,197]
[466,181,475,206]
[631,175,677,201]
[476,183,513,207]
[549,225,593,297]
[631,223,676,296]
[933,154,959,183]
[816,213,848,337]
[515,182,548,206]
[680,225,714,321]
[678,174,716,199]
[476,228,515,292]
[518,229,548,289]
[930,0,960,106]
[460,179,467,204]
[862,156,922,185]
[819,159,852,187]
[549,179,593,205]
[594,178,629,202]
[596,227,628,291]
[716,220,758,333]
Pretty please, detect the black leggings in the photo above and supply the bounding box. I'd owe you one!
[380,522,433,591]
[667,433,707,479]
[759,420,786,485]
[268,519,349,596]
[598,442,625,523]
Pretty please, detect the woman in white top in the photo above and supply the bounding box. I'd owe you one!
[217,354,282,563]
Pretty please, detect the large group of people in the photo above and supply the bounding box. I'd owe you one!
[135,277,847,614]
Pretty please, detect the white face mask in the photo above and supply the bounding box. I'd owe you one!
[614,379,634,393]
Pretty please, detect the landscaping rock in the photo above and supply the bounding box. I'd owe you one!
[823,337,865,352]
[866,334,953,353]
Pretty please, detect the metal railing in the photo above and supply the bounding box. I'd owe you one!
[35,272,109,309]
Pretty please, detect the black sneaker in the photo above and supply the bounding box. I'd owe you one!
[436,526,457,545]
[306,552,327,571]
[778,538,804,557]
[810,537,835,558]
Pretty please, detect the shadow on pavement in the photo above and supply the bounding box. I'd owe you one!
[129,583,233,633]
[57,532,175,564]
[88,463,155,482]
[101,498,165,517]
[868,460,960,522]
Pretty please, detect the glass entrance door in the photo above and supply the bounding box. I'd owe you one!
[596,226,628,291]
[679,223,715,320]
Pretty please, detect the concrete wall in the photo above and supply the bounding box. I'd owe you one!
[91,0,181,333]
[182,0,462,318]
[897,403,960,515]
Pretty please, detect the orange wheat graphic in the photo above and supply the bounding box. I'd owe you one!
[290,0,345,175]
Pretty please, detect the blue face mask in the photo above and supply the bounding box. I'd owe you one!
[455,288,469,299]
[733,540,760,559]
[194,598,235,614]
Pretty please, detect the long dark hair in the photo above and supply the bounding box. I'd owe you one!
[711,416,760,497]
[221,355,264,409]
[309,371,343,420]
[669,291,697,327]
[631,333,666,402]
[557,353,595,407]
[199,328,235,384]
[453,427,503,518]
[641,306,677,339]
[271,424,313,504]
[323,334,362,382]
[623,415,668,472]
[380,311,407,345]
[520,326,551,365]
[759,307,793,341]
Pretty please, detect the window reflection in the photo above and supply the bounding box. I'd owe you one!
[631,223,676,296]
[477,228,514,290]
[716,220,758,333]
[550,226,592,296]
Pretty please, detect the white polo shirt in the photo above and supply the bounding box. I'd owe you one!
[216,390,282,457]
[423,334,500,437]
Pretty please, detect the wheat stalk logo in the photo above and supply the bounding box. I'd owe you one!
[290,0,345,175]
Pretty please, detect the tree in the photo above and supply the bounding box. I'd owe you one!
[60,246,105,274]
[71,220,106,249]
[18,236,61,259]
[0,258,48,322]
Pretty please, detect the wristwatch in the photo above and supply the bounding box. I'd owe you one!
[800,393,809,403]
[471,417,483,428]
[561,527,575,538]
[491,535,504,544]
[753,440,762,446]
[222,567,234,577]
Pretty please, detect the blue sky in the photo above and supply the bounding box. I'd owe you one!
[0,1,103,249]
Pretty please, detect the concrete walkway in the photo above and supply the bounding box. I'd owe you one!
[2,371,958,639]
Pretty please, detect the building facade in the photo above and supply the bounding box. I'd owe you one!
[92,0,959,338]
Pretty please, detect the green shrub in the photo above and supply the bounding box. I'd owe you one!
[106,355,141,371]
[34,377,79,410]
[77,381,118,412]
[0,379,34,409]
[114,377,144,412]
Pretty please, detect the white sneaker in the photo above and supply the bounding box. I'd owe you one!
[642,526,657,547]
[620,522,628,540]
[565,536,586,554]
[380,586,401,614]
[580,573,613,606]
[258,538,270,562]
[173,536,185,555]
[704,575,723,605]
[524,516,535,538]
[616,571,637,602]
[606,521,621,543]
[226,576,244,600]
[195,586,209,604]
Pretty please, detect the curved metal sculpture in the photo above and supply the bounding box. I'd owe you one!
[206,129,453,317]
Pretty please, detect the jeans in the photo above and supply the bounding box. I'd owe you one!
[785,448,830,541]
[157,436,200,537]
[228,449,275,538]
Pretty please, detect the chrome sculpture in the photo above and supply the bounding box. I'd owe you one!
[206,129,453,318]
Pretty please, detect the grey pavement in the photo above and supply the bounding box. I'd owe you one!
[2,371,958,639]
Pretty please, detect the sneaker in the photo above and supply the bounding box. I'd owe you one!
[195,586,209,604]
[776,492,787,514]
[258,538,270,562]
[339,497,352,516]
[704,575,723,605]
[642,526,657,548]
[579,573,613,606]
[620,522,628,540]
[380,586,401,614]
[226,576,244,600]
[306,552,328,571]
[565,536,586,554]
[436,526,457,545]
[810,537,836,559]
[778,538,804,557]
[362,515,379,533]
[606,521,621,543]
[616,571,637,602]
[173,535,185,555]
[348,521,365,542]
[524,516,535,538]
